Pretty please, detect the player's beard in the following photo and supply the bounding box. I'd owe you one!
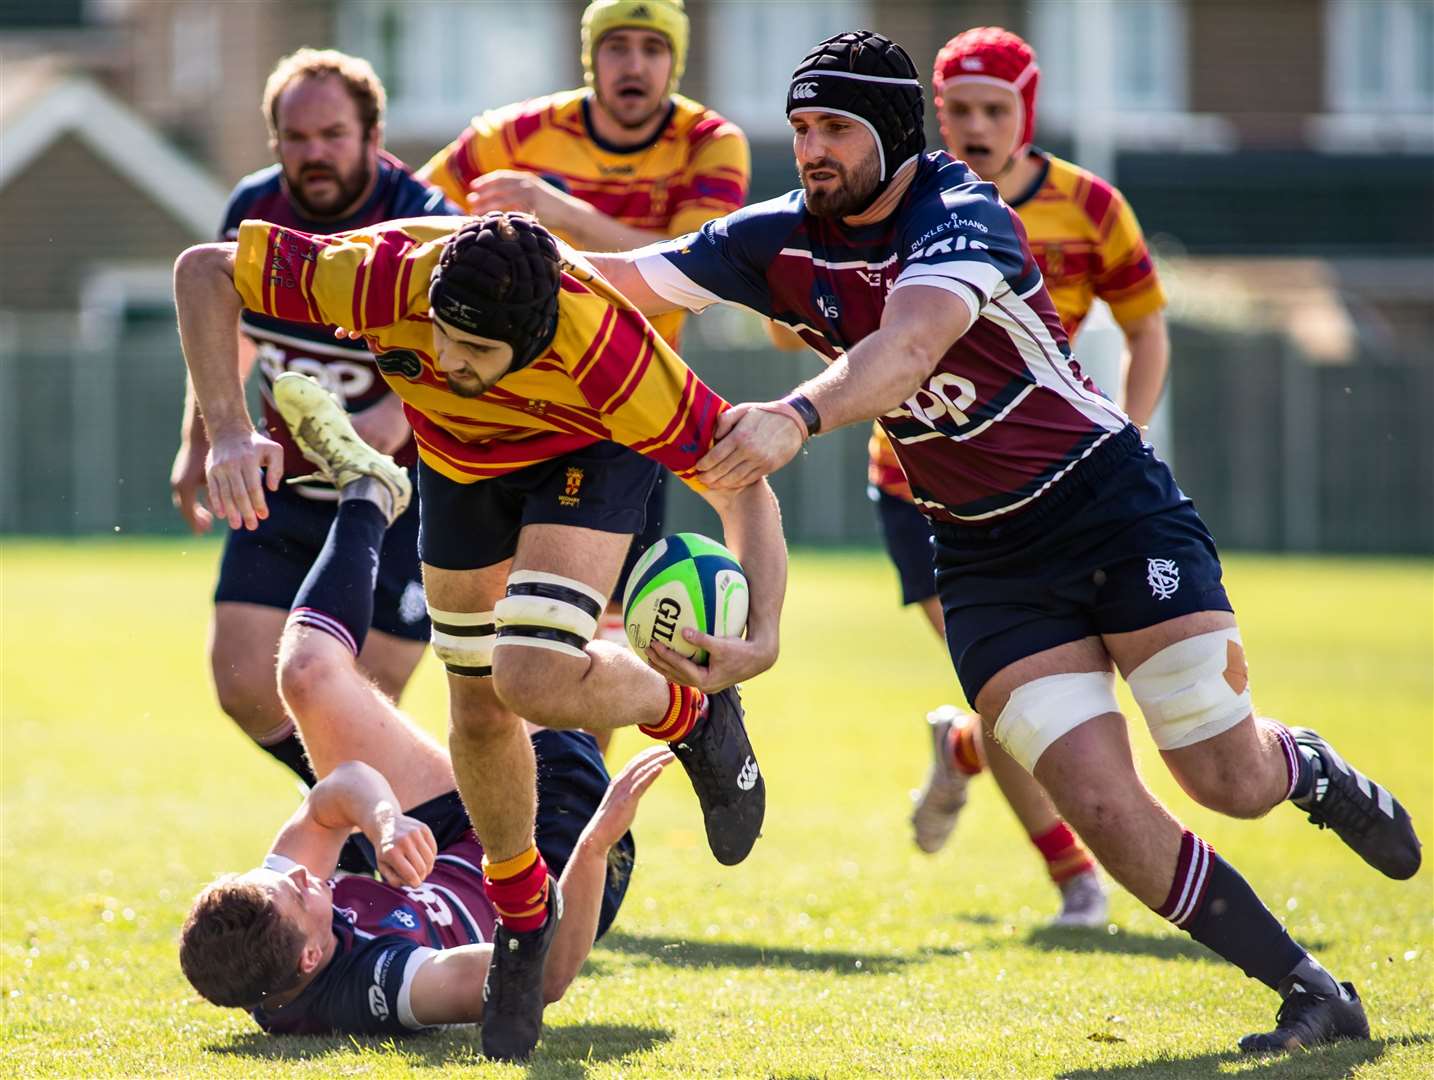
[285,152,373,219]
[595,84,665,132]
[799,151,880,218]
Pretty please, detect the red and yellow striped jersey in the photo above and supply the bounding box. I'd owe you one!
[418,89,749,349]
[868,151,1166,499]
[232,217,728,489]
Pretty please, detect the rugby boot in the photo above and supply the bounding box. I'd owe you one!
[272,372,411,523]
[671,687,765,865]
[1239,979,1369,1053]
[910,705,972,854]
[1290,728,1421,879]
[481,876,562,1061]
[1050,869,1109,928]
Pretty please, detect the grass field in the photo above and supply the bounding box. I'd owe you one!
[2,539,1431,1078]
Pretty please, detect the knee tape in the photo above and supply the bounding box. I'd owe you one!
[493,571,605,661]
[994,671,1120,773]
[428,607,495,678]
[1127,629,1251,750]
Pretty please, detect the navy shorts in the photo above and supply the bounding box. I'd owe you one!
[616,468,668,603]
[871,486,938,606]
[418,442,662,572]
[404,730,634,941]
[934,426,1233,704]
[214,479,428,642]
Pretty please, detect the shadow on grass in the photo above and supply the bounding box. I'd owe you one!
[207,1021,670,1077]
[1027,924,1329,964]
[595,929,917,974]
[1058,1034,1431,1079]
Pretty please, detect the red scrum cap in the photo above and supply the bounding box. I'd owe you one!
[934,27,1040,156]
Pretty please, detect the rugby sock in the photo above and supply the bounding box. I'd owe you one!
[286,498,388,656]
[254,721,318,787]
[1155,830,1311,991]
[947,715,985,776]
[639,683,706,743]
[1031,822,1097,885]
[1267,721,1316,803]
[482,845,551,933]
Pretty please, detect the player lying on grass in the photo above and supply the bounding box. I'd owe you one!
[180,734,668,1035]
[172,210,786,1059]
[589,29,1422,1053]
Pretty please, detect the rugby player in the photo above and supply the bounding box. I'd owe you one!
[903,26,1171,926]
[172,210,786,1059]
[589,30,1421,1051]
[419,0,749,708]
[168,49,456,794]
[179,717,664,1037]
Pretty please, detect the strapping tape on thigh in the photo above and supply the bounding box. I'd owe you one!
[428,607,495,678]
[1127,628,1251,750]
[493,570,605,661]
[994,670,1120,773]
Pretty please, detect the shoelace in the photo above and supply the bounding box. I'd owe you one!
[1307,769,1384,835]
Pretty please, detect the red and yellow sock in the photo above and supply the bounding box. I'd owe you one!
[639,682,706,743]
[482,845,550,933]
[947,715,986,776]
[1031,821,1097,885]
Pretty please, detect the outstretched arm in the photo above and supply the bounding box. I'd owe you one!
[585,251,684,319]
[172,242,284,530]
[695,285,974,490]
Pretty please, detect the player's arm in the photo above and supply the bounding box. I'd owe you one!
[404,747,674,1025]
[1117,308,1170,430]
[583,251,685,318]
[268,760,437,888]
[468,170,669,251]
[172,242,284,531]
[697,285,974,489]
[169,328,258,534]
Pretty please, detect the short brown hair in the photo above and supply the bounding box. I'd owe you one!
[262,48,386,139]
[179,876,306,1008]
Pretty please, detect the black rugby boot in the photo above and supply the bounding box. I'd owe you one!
[481,877,562,1061]
[1291,728,1421,879]
[671,687,765,865]
[1239,980,1369,1053]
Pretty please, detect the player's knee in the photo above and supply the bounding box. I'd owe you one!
[1128,629,1252,752]
[490,649,576,726]
[993,671,1120,774]
[209,648,278,730]
[488,571,602,724]
[275,632,345,715]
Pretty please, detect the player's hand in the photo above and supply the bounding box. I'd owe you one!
[170,438,214,535]
[584,746,674,850]
[373,814,437,889]
[466,170,565,220]
[645,627,776,693]
[697,402,805,490]
[205,429,283,531]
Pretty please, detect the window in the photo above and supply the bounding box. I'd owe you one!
[707,0,869,138]
[1326,0,1434,113]
[339,1,576,141]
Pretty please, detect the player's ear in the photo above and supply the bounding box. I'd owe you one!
[367,121,385,151]
[297,940,326,975]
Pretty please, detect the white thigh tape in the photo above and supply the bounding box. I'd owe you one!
[427,607,496,678]
[493,570,605,661]
[1127,628,1252,750]
[994,670,1120,773]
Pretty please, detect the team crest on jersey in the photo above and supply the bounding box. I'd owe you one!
[1147,558,1180,600]
[375,349,422,379]
[379,905,420,931]
[399,581,427,624]
[1042,244,1066,280]
[560,466,584,508]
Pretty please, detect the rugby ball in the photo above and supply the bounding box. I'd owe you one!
[623,533,748,665]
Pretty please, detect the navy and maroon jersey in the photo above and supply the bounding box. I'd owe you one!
[220,151,460,486]
[632,151,1132,525]
[252,834,493,1036]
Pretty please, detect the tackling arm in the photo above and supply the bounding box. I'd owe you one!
[584,252,685,319]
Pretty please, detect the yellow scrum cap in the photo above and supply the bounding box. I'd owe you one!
[581,0,689,96]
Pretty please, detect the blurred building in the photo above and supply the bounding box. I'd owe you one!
[1,0,1430,550]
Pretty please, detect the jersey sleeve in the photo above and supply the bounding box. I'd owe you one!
[1091,190,1167,327]
[632,198,789,316]
[667,117,751,238]
[890,185,1028,319]
[232,221,430,333]
[255,937,437,1036]
[417,106,514,209]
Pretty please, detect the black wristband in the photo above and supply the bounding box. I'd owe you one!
[782,392,822,437]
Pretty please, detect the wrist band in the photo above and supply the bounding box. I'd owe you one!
[781,392,822,437]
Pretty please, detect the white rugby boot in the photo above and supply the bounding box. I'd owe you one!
[910,705,973,854]
[272,372,411,524]
[1050,868,1109,928]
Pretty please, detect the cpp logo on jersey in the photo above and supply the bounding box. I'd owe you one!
[1147,558,1180,600]
[791,81,820,100]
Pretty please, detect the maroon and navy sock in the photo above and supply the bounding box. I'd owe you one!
[286,497,387,656]
[254,721,318,787]
[1268,721,1317,803]
[1155,829,1332,993]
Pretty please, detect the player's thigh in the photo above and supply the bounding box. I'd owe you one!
[209,602,288,725]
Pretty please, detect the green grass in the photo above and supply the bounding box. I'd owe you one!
[2,539,1431,1078]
